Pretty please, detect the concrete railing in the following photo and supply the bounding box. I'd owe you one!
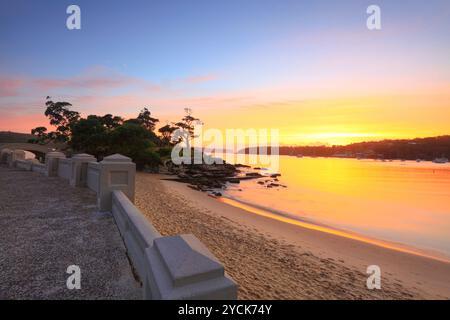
[87,162,100,193]
[32,162,46,174]
[0,149,238,300]
[112,190,161,279]
[0,148,12,164]
[57,158,71,180]
[0,149,26,168]
[16,159,32,171]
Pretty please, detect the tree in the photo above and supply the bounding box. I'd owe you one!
[108,122,161,169]
[158,123,177,146]
[172,108,202,149]
[31,97,169,169]
[70,116,110,157]
[101,114,123,129]
[30,97,80,144]
[29,126,49,144]
[44,97,80,142]
[136,107,159,131]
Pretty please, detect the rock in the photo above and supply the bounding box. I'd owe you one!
[246,172,262,177]
[269,183,280,187]
[270,173,281,178]
[165,161,245,192]
[235,163,251,168]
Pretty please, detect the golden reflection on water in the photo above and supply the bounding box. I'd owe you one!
[224,156,450,261]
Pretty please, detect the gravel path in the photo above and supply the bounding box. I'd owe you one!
[0,166,141,299]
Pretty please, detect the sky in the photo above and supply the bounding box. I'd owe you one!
[0,0,449,145]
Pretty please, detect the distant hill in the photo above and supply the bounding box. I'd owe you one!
[0,131,66,152]
[243,135,450,161]
[0,131,34,143]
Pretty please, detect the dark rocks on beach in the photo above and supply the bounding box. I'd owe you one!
[166,161,263,192]
[234,163,251,168]
[268,183,280,187]
[165,160,282,193]
[270,173,281,178]
[246,172,263,177]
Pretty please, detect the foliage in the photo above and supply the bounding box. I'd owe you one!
[44,97,80,142]
[157,146,173,159]
[70,116,110,157]
[30,98,204,169]
[171,108,203,151]
[173,108,200,141]
[158,124,177,145]
[108,123,160,169]
[136,107,159,131]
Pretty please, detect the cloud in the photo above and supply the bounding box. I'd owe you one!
[0,78,25,97]
[0,67,162,99]
[182,74,218,84]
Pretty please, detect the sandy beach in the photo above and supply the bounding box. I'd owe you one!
[135,172,450,300]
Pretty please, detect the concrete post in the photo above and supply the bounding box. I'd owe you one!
[45,151,66,177]
[9,150,26,168]
[98,154,136,211]
[0,148,12,164]
[143,234,238,300]
[70,153,97,187]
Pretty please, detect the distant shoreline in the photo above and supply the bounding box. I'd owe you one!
[242,135,450,161]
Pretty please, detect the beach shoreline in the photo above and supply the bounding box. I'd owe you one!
[218,194,450,264]
[135,172,450,299]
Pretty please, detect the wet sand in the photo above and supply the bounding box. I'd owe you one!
[135,173,450,300]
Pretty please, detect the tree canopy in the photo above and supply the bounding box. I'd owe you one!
[30,98,201,170]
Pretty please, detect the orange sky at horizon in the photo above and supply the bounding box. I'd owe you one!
[3,91,449,147]
[197,92,450,146]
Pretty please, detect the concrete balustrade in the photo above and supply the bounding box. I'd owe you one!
[57,158,72,180]
[87,162,100,193]
[45,151,66,177]
[0,147,238,300]
[16,159,32,171]
[0,148,12,164]
[8,149,26,168]
[144,234,237,299]
[97,154,136,212]
[31,162,46,174]
[112,190,162,279]
[70,153,97,187]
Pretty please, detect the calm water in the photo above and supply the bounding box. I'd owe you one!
[222,156,450,259]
